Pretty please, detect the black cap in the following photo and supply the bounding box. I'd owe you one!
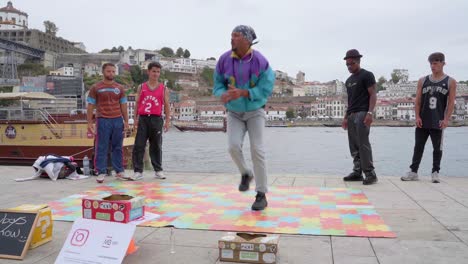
[344,49,363,60]
[428,52,445,62]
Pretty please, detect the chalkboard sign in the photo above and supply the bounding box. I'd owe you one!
[0,209,39,260]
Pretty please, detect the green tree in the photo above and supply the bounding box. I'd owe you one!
[183,49,191,58]
[99,48,111,53]
[159,47,175,57]
[0,86,14,107]
[298,111,308,119]
[173,84,183,91]
[391,72,400,84]
[83,73,102,91]
[111,47,118,52]
[17,63,49,78]
[160,71,177,90]
[200,67,214,87]
[390,69,408,84]
[286,107,296,119]
[376,76,387,92]
[114,71,134,89]
[130,65,147,84]
[43,20,58,36]
[165,79,175,90]
[207,57,216,61]
[176,47,184,57]
[117,46,125,52]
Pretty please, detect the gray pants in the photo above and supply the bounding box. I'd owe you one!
[347,111,375,175]
[227,108,268,193]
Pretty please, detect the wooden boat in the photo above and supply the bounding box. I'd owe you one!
[322,121,342,127]
[0,92,134,166]
[173,119,226,132]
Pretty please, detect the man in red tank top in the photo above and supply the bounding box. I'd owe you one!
[130,62,171,181]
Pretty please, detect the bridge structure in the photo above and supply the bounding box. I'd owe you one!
[0,37,45,86]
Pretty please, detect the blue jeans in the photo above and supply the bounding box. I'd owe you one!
[94,117,124,174]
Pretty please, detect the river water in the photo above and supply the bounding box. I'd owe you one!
[161,127,468,177]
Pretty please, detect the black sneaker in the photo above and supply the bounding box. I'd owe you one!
[238,173,253,192]
[363,172,378,185]
[251,192,268,211]
[343,172,363,181]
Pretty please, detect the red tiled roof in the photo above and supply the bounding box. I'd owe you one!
[267,106,288,111]
[0,2,27,16]
[177,100,196,108]
[197,105,225,112]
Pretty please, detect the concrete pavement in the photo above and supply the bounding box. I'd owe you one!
[1,166,468,264]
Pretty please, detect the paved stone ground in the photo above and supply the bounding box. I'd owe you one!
[1,166,468,263]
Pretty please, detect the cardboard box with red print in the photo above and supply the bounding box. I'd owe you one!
[82,194,145,223]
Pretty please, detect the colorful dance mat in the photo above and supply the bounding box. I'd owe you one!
[49,182,396,238]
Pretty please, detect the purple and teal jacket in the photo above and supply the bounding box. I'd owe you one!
[213,49,275,112]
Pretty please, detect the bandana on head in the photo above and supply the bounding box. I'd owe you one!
[232,25,258,45]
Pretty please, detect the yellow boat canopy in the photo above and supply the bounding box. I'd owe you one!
[0,92,57,100]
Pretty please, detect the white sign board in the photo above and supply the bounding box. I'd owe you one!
[128,212,160,226]
[55,218,136,264]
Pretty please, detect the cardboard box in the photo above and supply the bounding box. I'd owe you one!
[82,194,145,223]
[9,204,53,249]
[218,232,280,264]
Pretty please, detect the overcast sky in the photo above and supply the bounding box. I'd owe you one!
[10,0,468,82]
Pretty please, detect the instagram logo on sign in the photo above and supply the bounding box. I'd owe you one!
[70,229,90,247]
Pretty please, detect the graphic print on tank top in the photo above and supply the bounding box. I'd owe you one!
[420,75,449,129]
[138,82,165,116]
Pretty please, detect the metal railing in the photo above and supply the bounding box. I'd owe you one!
[0,108,63,139]
[0,128,90,143]
[0,109,58,122]
[37,108,61,138]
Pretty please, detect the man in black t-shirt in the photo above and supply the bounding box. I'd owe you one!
[342,49,378,185]
[401,52,456,183]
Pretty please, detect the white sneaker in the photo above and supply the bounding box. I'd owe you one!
[401,171,419,181]
[431,172,440,183]
[115,172,129,180]
[129,172,143,181]
[96,174,106,183]
[154,171,166,179]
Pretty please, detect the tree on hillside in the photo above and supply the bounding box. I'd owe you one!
[390,69,408,84]
[160,47,175,57]
[43,20,58,36]
[130,65,147,85]
[176,47,184,57]
[83,73,102,91]
[160,71,177,90]
[117,46,125,52]
[183,49,191,58]
[0,86,14,107]
[286,107,296,119]
[111,47,118,52]
[114,71,134,90]
[207,57,216,61]
[391,72,400,84]
[172,83,183,91]
[17,63,49,78]
[201,67,214,87]
[377,76,387,92]
[99,49,111,53]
